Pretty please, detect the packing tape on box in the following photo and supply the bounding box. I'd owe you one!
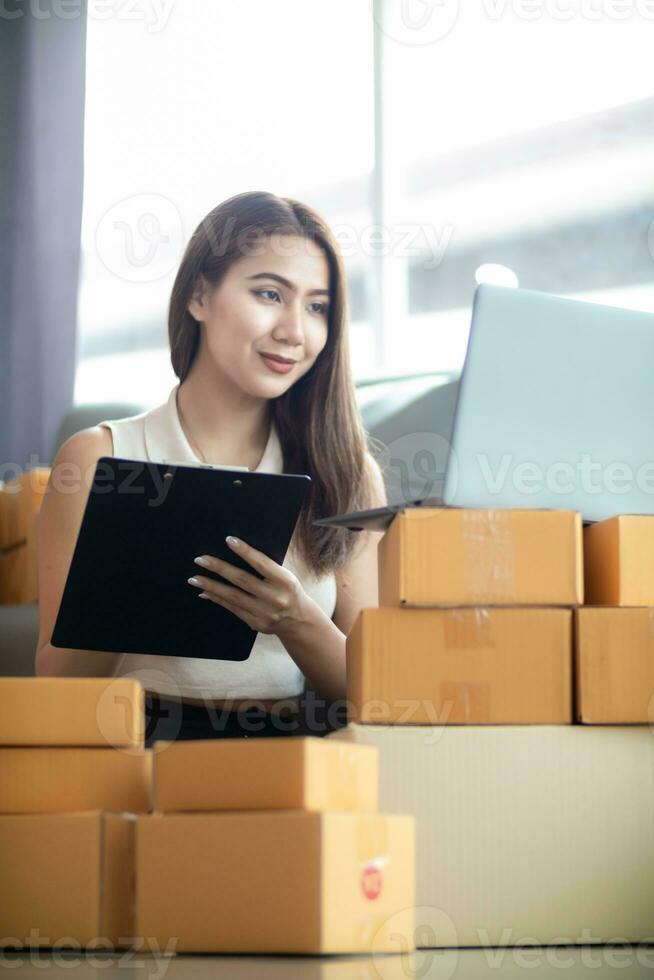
[461,510,516,598]
[440,681,491,722]
[322,741,375,812]
[442,607,494,648]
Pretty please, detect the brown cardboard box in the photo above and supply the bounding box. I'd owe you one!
[329,723,654,946]
[575,607,654,722]
[153,736,378,813]
[0,677,145,748]
[136,810,415,954]
[347,607,573,724]
[0,468,49,604]
[0,811,135,948]
[379,507,583,606]
[584,515,654,605]
[0,470,49,551]
[0,747,152,813]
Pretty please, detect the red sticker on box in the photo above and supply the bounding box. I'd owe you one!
[361,863,383,900]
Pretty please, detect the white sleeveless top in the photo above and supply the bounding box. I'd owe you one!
[97,383,338,701]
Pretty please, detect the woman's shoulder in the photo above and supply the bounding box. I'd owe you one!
[54,426,114,466]
[94,401,159,459]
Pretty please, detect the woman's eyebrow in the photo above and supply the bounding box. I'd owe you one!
[246,272,329,297]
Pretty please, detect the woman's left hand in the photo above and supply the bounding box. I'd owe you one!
[188,536,315,638]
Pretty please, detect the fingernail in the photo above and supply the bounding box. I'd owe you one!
[194,557,210,568]
[188,577,201,586]
[226,536,240,547]
[198,592,210,600]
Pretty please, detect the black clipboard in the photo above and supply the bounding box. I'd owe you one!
[51,456,311,661]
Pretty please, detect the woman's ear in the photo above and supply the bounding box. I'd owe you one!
[187,277,208,321]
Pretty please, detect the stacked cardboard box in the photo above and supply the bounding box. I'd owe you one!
[137,737,416,954]
[348,507,581,725]
[0,469,50,605]
[579,515,654,722]
[330,506,654,947]
[0,677,152,949]
[0,678,416,956]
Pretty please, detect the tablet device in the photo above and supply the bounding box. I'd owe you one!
[51,457,311,661]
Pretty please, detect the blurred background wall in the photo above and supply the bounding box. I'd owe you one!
[1,0,653,470]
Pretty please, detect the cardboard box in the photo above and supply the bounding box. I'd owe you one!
[329,723,654,947]
[379,507,583,606]
[584,515,654,605]
[0,677,145,748]
[0,811,135,948]
[347,607,573,724]
[153,736,378,813]
[136,810,414,954]
[0,747,152,814]
[575,607,654,722]
[0,470,49,551]
[0,468,49,604]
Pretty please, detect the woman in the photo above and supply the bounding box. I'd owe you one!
[36,191,388,746]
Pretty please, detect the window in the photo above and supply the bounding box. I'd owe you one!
[76,1,654,403]
[76,0,374,404]
[374,0,654,375]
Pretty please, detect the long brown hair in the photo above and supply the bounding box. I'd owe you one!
[168,190,379,577]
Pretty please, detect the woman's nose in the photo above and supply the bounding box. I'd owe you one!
[275,303,305,343]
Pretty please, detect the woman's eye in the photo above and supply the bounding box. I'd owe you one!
[255,289,327,316]
[256,288,281,303]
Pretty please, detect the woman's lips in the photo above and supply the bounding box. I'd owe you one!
[260,353,296,374]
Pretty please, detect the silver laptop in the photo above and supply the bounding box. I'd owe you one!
[314,283,654,530]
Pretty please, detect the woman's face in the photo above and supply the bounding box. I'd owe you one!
[187,233,331,398]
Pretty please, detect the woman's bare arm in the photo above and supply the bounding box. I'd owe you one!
[35,426,125,677]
